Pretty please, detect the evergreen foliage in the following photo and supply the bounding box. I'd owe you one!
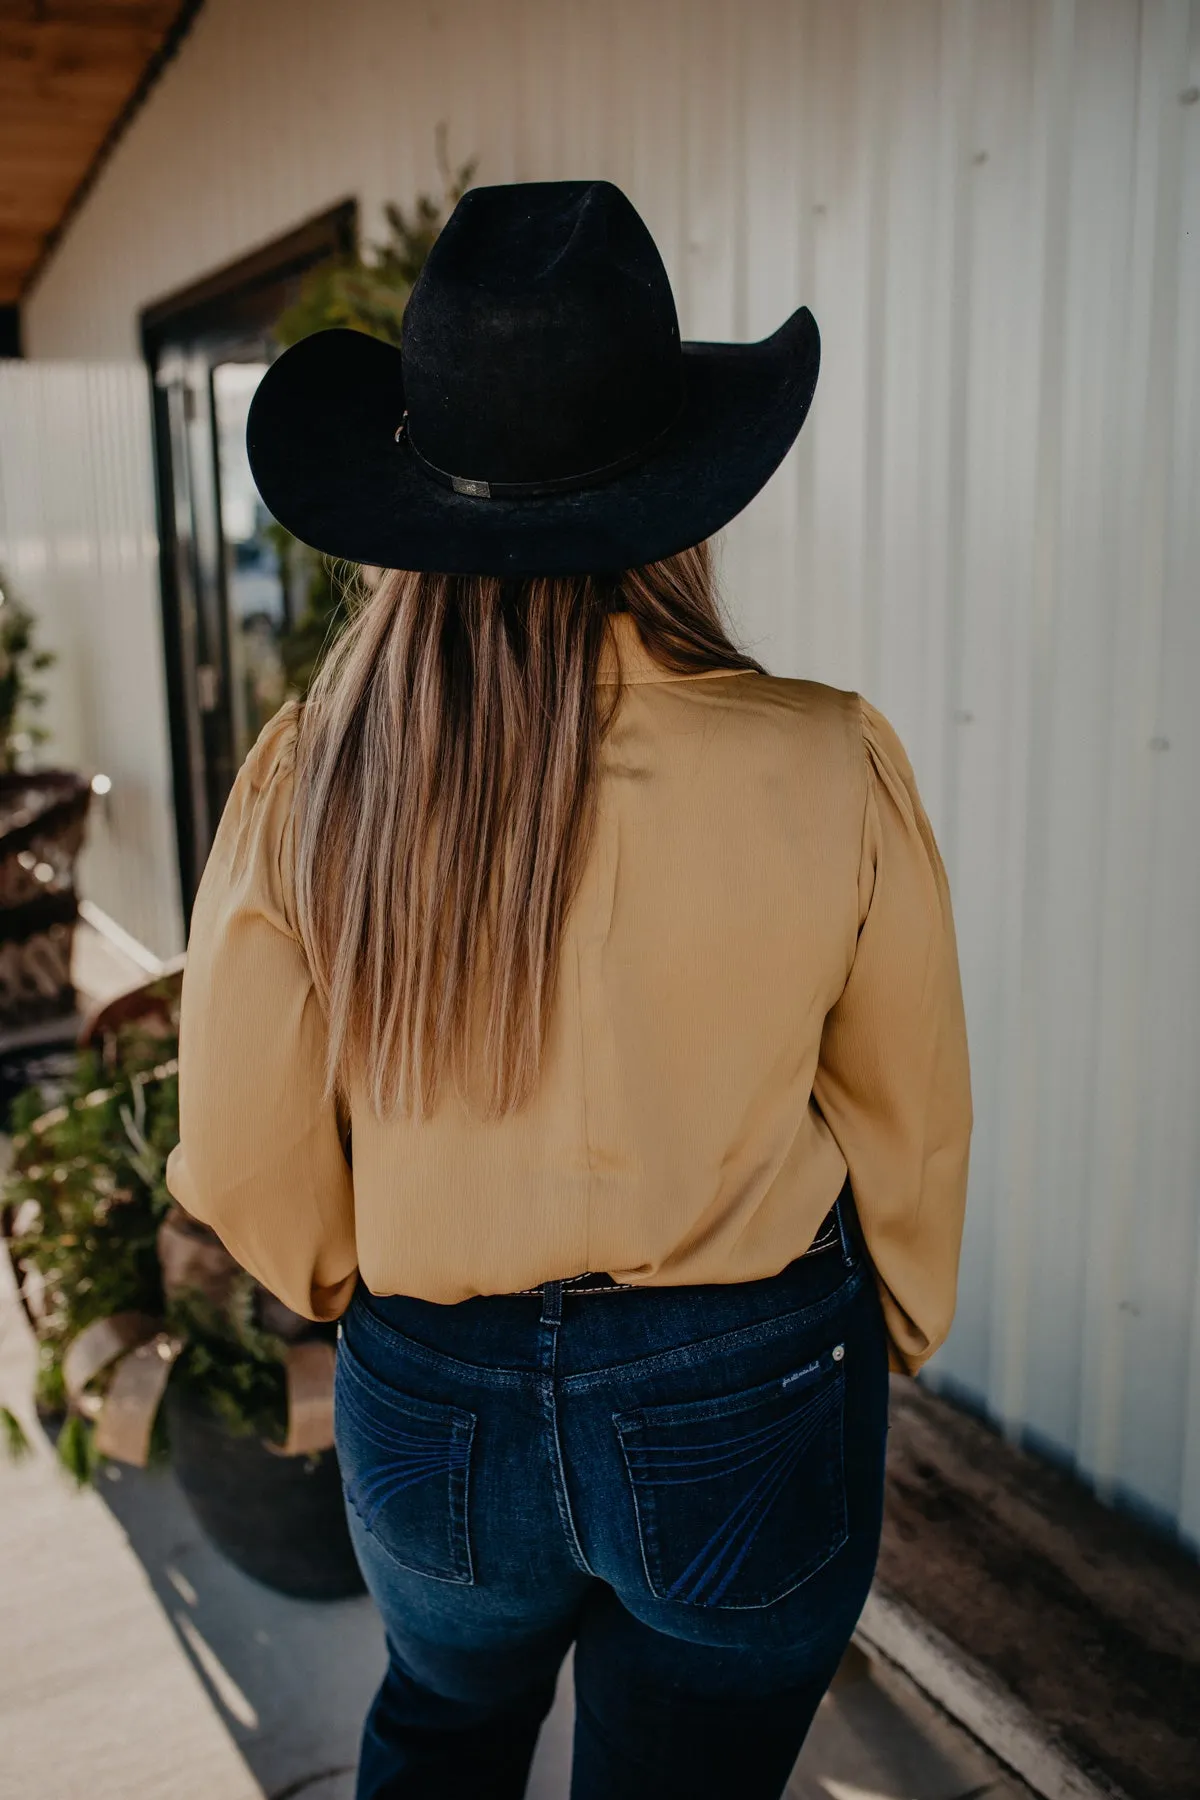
[274,134,475,352]
[0,1403,30,1460]
[272,139,476,696]
[169,1277,288,1443]
[3,984,296,1481]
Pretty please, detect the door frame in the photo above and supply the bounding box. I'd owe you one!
[141,200,357,919]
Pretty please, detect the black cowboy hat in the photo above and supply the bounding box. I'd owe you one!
[247,180,819,576]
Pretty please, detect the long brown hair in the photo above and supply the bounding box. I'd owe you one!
[293,540,762,1120]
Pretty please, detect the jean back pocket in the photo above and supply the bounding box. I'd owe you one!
[335,1336,475,1585]
[614,1342,848,1609]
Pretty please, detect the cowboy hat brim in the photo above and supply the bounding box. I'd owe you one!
[246,308,819,576]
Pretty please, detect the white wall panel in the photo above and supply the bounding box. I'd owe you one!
[19,0,1200,1542]
[0,363,184,959]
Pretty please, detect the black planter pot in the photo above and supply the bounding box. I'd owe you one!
[164,1386,366,1600]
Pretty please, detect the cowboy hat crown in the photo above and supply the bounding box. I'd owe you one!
[247,179,819,575]
[402,181,685,498]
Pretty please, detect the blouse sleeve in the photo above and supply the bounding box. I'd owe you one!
[812,698,973,1375]
[165,703,358,1322]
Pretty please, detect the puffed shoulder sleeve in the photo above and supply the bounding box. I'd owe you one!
[165,703,358,1321]
[812,698,973,1375]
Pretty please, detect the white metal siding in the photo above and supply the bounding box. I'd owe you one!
[0,363,184,958]
[20,0,1200,1543]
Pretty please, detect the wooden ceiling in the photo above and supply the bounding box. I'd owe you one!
[0,1,198,305]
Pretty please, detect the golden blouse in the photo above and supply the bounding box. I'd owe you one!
[166,611,972,1374]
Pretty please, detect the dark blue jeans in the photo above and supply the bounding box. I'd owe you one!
[335,1189,890,1799]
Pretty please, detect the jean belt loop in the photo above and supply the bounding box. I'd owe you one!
[540,1279,564,1328]
[835,1186,856,1268]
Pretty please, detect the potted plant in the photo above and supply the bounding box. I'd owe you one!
[1,972,363,1600]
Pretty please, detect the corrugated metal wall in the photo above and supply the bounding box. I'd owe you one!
[19,0,1200,1544]
[0,363,184,957]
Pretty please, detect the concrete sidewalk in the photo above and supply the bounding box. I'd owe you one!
[0,1247,261,1800]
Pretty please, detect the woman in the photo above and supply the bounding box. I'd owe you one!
[168,181,971,1800]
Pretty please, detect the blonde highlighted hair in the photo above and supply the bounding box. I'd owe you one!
[292,541,761,1120]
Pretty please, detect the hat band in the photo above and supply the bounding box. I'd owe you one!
[401,403,683,501]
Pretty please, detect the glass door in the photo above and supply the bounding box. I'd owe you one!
[211,360,289,764]
[141,203,355,916]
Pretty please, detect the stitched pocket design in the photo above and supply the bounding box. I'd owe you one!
[335,1336,475,1585]
[614,1343,847,1609]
